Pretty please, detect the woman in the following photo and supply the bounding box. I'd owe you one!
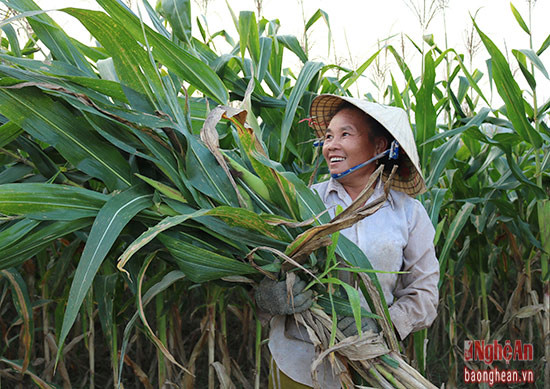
[255,94,439,388]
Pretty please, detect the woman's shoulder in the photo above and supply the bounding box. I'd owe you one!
[310,180,329,193]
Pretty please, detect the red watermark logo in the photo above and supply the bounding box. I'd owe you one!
[463,340,535,386]
[463,339,533,365]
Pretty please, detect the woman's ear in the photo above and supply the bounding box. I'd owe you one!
[376,137,388,154]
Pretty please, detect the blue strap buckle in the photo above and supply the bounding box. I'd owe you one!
[389,141,399,160]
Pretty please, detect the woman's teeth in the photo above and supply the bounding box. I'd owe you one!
[330,157,345,163]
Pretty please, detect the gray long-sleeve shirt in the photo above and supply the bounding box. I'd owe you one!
[268,178,439,387]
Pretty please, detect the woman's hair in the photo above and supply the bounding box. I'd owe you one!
[332,102,408,175]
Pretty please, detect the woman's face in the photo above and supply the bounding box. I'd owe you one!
[322,108,381,185]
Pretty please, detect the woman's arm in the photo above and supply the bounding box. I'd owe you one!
[388,199,439,340]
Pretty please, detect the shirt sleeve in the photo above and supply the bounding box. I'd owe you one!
[388,199,439,340]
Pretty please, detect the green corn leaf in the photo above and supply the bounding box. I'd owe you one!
[0,87,132,190]
[387,45,418,94]
[517,49,549,79]
[280,61,323,160]
[158,232,256,283]
[415,52,436,173]
[0,121,23,148]
[438,202,475,287]
[0,219,40,252]
[257,36,272,83]
[206,206,289,241]
[192,213,288,252]
[239,11,260,64]
[305,9,329,31]
[423,107,490,145]
[2,0,94,76]
[447,49,490,106]
[322,277,363,335]
[0,164,33,185]
[276,35,308,63]
[159,0,192,44]
[0,183,108,220]
[1,23,21,56]
[427,188,448,228]
[0,54,90,77]
[238,11,251,60]
[305,9,331,54]
[342,49,382,90]
[117,209,208,274]
[135,174,188,203]
[0,219,91,270]
[16,136,67,183]
[57,185,153,362]
[186,136,239,206]
[64,8,162,103]
[268,36,283,87]
[474,22,542,148]
[426,134,461,188]
[537,33,550,56]
[316,293,371,317]
[0,268,33,372]
[95,273,119,380]
[96,0,228,104]
[510,2,530,35]
[512,49,536,90]
[503,150,546,199]
[390,74,404,109]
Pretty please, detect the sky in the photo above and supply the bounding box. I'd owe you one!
[32,0,550,104]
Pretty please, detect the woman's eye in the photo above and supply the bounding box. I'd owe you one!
[342,132,349,137]
[325,134,333,140]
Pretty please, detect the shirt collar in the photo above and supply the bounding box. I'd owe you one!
[323,177,395,210]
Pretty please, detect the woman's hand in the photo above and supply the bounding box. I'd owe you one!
[254,276,313,316]
[337,316,379,337]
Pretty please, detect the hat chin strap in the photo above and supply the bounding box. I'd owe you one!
[331,141,400,180]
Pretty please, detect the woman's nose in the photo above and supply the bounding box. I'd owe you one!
[326,137,341,149]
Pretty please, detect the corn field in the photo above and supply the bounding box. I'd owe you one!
[0,0,548,388]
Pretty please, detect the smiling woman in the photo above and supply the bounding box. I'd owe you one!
[258,94,440,388]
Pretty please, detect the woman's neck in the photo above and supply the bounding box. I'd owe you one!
[341,177,372,201]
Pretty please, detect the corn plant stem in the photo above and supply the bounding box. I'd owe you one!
[383,361,425,388]
[374,364,406,389]
[388,352,438,389]
[448,258,457,388]
[442,1,452,132]
[208,288,217,389]
[156,292,167,387]
[87,290,95,389]
[42,283,50,367]
[254,318,261,389]
[111,317,119,389]
[480,271,489,331]
[367,364,393,389]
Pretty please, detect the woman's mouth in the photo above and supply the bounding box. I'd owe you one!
[330,157,346,163]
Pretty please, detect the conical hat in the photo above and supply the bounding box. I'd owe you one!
[309,94,426,197]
